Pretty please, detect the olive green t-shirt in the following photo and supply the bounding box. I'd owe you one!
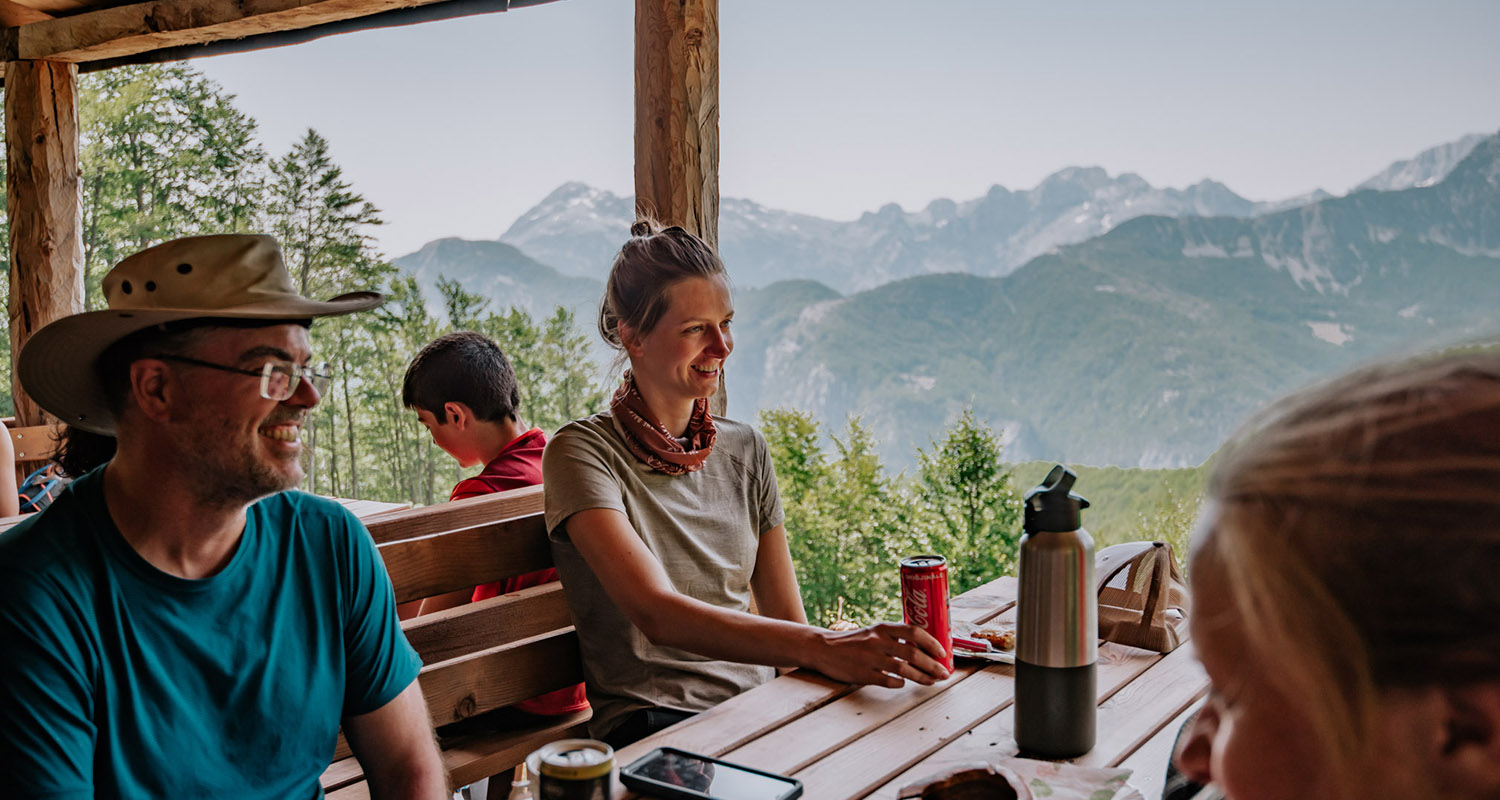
[543,412,784,739]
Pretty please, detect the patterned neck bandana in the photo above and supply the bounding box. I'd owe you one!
[609,371,717,475]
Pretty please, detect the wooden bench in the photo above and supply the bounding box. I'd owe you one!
[6,421,61,482]
[321,484,590,798]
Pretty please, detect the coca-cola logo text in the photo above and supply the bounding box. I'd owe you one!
[905,587,929,628]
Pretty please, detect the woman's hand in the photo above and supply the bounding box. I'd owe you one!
[811,622,951,688]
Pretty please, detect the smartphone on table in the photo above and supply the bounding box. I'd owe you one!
[620,747,803,800]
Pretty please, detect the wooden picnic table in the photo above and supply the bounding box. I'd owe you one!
[331,497,413,519]
[0,496,412,534]
[614,576,1207,800]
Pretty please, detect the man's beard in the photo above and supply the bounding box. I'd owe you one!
[176,412,305,509]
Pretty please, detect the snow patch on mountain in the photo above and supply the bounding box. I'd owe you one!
[1307,321,1352,346]
[1355,133,1487,193]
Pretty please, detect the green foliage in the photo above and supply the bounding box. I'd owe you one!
[267,128,381,299]
[0,63,608,505]
[79,64,264,309]
[763,406,1024,624]
[761,409,912,626]
[913,409,1022,592]
[534,306,609,432]
[1125,485,1201,572]
[1013,461,1206,577]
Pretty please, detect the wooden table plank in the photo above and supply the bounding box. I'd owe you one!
[0,512,32,533]
[335,498,413,517]
[616,671,852,765]
[1119,698,1203,800]
[865,641,1166,799]
[720,590,1022,777]
[949,576,1017,624]
[615,578,1020,795]
[791,667,1018,799]
[0,496,408,536]
[1080,642,1207,769]
[727,664,994,776]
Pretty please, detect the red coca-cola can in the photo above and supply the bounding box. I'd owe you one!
[900,554,953,671]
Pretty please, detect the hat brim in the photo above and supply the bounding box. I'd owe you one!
[17,292,382,435]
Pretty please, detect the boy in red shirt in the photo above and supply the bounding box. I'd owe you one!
[401,331,587,718]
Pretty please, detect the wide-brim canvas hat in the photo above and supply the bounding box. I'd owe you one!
[18,233,383,435]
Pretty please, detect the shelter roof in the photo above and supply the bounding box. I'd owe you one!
[0,0,556,72]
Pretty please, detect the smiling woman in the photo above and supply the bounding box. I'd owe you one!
[541,220,951,748]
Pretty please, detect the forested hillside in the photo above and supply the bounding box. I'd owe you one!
[0,65,608,506]
[746,134,1500,468]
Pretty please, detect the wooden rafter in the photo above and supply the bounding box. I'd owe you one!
[0,0,55,28]
[0,0,470,63]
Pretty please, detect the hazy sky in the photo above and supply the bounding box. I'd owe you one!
[194,0,1500,259]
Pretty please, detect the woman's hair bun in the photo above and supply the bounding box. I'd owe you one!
[629,218,660,238]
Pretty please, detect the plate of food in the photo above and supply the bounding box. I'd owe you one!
[951,621,1016,664]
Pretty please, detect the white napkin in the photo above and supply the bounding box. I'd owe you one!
[994,757,1145,800]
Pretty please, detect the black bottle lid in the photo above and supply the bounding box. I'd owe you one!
[1024,464,1090,533]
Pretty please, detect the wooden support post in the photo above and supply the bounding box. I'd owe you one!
[635,0,724,412]
[6,59,84,427]
[635,0,719,247]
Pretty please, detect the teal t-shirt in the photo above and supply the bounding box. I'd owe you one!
[0,468,422,798]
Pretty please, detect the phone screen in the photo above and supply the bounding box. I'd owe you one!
[627,749,799,800]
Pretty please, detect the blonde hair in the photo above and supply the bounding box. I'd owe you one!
[1201,347,1500,775]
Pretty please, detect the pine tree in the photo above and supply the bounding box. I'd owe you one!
[266,129,381,299]
[914,408,1022,593]
[534,306,606,433]
[265,128,385,495]
[759,410,908,625]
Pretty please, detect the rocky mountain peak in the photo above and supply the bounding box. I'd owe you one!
[1353,132,1488,193]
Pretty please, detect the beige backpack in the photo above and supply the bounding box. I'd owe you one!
[1096,541,1190,653]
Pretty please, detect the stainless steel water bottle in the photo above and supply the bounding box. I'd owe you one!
[1015,464,1096,758]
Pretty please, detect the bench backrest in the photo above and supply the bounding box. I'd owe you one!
[373,486,582,725]
[324,485,586,795]
[8,423,60,467]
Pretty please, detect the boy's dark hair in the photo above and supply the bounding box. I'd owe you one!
[402,331,521,423]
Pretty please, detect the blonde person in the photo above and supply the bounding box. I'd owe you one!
[543,221,950,747]
[1173,349,1500,800]
[0,424,18,517]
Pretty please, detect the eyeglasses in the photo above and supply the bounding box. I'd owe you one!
[153,354,332,401]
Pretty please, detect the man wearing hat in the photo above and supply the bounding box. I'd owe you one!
[0,235,446,797]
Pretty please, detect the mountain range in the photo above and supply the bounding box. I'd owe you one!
[397,131,1500,468]
[496,134,1485,293]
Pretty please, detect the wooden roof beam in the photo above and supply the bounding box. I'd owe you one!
[0,1,56,28]
[0,0,491,63]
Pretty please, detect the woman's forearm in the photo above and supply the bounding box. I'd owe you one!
[634,589,829,669]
